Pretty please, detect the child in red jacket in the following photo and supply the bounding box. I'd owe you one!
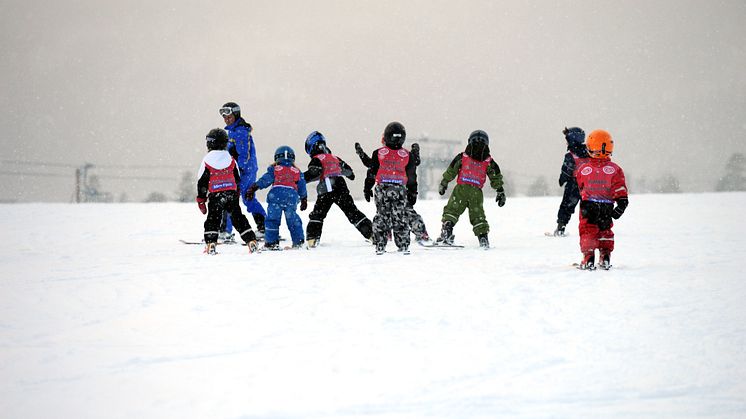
[574,129,629,270]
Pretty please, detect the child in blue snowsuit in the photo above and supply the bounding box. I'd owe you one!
[245,146,308,249]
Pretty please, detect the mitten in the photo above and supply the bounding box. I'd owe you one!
[438,183,447,196]
[196,197,207,214]
[495,191,506,207]
[612,197,628,219]
[410,143,420,156]
[300,197,308,211]
[354,142,364,157]
[407,190,417,206]
[364,188,372,202]
[245,184,258,201]
[347,171,355,181]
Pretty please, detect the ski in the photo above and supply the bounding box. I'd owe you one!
[180,239,243,246]
[421,243,465,249]
[545,232,569,237]
[180,237,284,245]
[572,262,613,270]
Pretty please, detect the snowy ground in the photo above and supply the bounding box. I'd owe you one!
[1,193,745,419]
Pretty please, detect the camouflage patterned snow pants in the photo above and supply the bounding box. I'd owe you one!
[372,183,411,248]
[405,205,428,239]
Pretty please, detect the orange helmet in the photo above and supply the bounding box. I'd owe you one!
[586,129,613,159]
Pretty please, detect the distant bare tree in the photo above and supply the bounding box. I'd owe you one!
[655,174,681,193]
[716,153,746,191]
[175,171,195,202]
[144,192,169,203]
[527,176,550,197]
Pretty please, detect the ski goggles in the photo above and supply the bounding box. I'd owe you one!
[219,106,239,117]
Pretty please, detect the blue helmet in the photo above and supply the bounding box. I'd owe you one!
[274,145,296,166]
[563,127,585,145]
[305,131,325,155]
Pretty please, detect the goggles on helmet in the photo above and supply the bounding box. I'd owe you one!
[219,106,239,117]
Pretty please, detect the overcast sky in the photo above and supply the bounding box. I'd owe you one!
[1,0,744,202]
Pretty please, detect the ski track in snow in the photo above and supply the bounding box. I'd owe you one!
[1,193,745,418]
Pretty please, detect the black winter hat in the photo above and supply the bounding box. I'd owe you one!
[206,128,229,150]
[383,121,406,148]
[562,127,585,145]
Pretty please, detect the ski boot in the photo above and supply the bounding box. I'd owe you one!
[579,251,596,270]
[478,234,489,250]
[375,242,386,255]
[599,251,612,270]
[263,242,281,251]
[398,245,411,255]
[416,232,433,246]
[253,213,266,240]
[553,223,567,237]
[246,240,258,254]
[307,238,320,248]
[204,242,217,255]
[436,221,455,245]
[218,231,236,244]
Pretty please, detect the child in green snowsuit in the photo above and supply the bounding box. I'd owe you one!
[437,130,506,249]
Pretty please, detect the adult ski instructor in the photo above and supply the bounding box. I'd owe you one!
[219,102,267,240]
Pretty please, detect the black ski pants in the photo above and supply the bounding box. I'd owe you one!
[557,181,581,226]
[306,189,372,240]
[204,191,254,243]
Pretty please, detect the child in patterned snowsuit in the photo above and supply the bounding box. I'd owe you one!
[363,122,418,254]
[437,130,506,249]
[355,140,431,244]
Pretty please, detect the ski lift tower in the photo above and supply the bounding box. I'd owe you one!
[75,163,94,203]
[414,136,461,199]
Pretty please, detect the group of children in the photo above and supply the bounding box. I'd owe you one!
[196,102,629,267]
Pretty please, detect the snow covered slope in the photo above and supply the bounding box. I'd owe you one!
[1,193,745,418]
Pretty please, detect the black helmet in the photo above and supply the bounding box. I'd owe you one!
[206,128,229,150]
[219,102,241,119]
[467,130,489,146]
[383,121,406,148]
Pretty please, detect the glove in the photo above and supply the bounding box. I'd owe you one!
[438,183,447,196]
[612,197,628,219]
[354,142,364,157]
[410,143,420,156]
[364,188,372,202]
[347,171,355,181]
[245,184,258,202]
[407,190,417,206]
[562,127,570,136]
[300,197,308,211]
[495,191,506,207]
[196,197,207,214]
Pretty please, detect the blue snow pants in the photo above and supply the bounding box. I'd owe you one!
[265,186,304,246]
